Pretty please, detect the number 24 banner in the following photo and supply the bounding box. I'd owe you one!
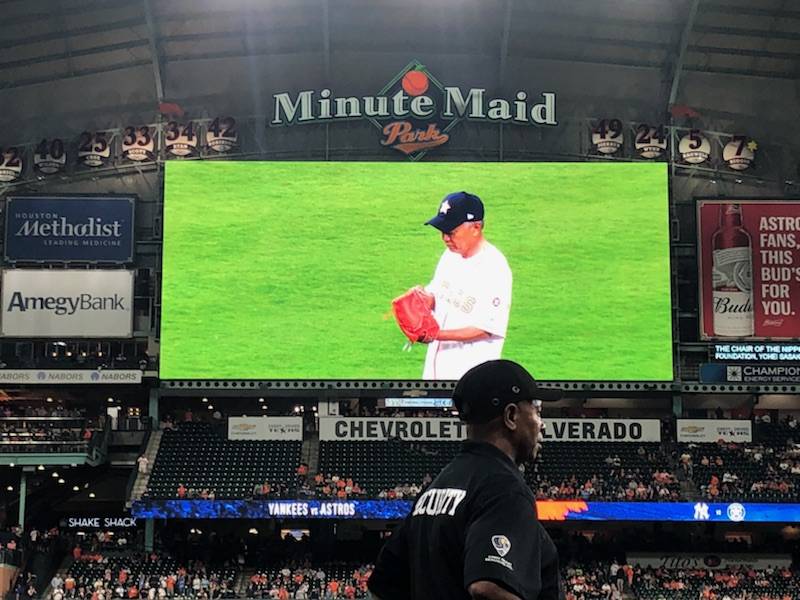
[698,199,800,340]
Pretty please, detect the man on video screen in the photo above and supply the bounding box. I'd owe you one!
[417,191,512,380]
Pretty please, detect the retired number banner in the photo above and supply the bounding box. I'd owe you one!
[698,199,800,340]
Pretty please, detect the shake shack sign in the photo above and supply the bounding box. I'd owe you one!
[270,60,558,159]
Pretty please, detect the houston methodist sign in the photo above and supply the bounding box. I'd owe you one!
[271,60,557,159]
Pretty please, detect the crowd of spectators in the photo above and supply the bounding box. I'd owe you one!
[310,474,367,500]
[682,437,800,502]
[562,560,800,600]
[55,553,237,600]
[1,405,87,418]
[631,564,798,600]
[0,404,97,452]
[532,443,682,502]
[246,563,373,599]
[176,485,217,500]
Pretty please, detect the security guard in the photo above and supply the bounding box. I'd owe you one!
[368,359,563,600]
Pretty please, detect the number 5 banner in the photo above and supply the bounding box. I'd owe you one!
[698,199,800,340]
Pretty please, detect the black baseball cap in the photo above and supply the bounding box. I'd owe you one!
[425,191,484,233]
[452,359,561,424]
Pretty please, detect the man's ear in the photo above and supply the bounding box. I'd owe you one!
[503,403,518,431]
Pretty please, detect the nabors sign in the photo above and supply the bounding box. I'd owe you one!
[271,60,557,159]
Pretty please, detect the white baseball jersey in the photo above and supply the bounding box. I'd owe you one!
[423,241,512,380]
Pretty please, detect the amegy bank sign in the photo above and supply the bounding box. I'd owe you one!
[1,269,133,337]
[271,60,557,159]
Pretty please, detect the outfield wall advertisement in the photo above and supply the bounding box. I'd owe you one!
[676,419,752,443]
[628,554,791,570]
[698,199,800,340]
[160,161,673,380]
[319,418,660,442]
[227,416,303,441]
[4,195,135,263]
[1,269,133,337]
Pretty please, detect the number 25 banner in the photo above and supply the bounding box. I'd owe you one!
[698,199,800,340]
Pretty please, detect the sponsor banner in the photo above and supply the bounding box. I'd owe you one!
[677,419,752,443]
[698,200,800,340]
[64,517,138,528]
[5,195,135,263]
[131,499,800,523]
[628,553,791,570]
[320,417,466,441]
[227,416,303,441]
[1,269,133,338]
[712,343,800,362]
[319,418,660,442]
[701,362,800,384]
[541,419,661,443]
[0,369,142,384]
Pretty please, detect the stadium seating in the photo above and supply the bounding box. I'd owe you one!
[318,440,460,497]
[144,423,301,499]
[247,563,372,599]
[62,553,237,599]
[530,442,681,501]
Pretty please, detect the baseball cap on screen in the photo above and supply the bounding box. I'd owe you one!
[425,191,484,233]
[452,359,561,424]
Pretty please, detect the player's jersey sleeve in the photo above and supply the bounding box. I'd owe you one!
[469,250,512,338]
[463,491,541,599]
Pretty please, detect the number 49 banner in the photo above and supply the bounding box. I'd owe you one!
[698,199,800,340]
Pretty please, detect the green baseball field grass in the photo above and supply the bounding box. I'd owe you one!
[160,161,672,380]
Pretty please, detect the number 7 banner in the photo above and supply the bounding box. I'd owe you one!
[698,199,800,340]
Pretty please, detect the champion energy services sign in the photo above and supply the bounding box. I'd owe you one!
[5,195,135,263]
[1,269,133,337]
[270,60,557,159]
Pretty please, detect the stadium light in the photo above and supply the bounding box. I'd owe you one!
[72,485,79,491]
[208,405,214,410]
[37,465,44,471]
[107,397,114,403]
[249,528,258,535]
[51,472,59,478]
[46,397,53,403]
[5,486,12,491]
[89,493,96,498]
[58,479,65,484]
[202,397,208,403]
[8,463,13,467]
[258,398,265,403]
[261,405,267,410]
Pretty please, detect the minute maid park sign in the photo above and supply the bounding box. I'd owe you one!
[270,60,557,159]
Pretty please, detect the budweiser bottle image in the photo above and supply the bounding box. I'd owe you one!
[711,203,754,336]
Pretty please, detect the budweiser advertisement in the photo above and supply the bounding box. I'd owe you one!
[698,199,800,339]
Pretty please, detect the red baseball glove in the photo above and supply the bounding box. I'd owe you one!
[391,288,439,344]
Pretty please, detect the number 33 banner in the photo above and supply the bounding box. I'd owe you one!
[698,199,800,340]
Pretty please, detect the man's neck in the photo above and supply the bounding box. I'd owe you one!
[461,237,486,259]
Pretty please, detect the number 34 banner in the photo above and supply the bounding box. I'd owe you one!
[698,199,800,340]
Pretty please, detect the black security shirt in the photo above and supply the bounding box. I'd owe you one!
[368,441,561,600]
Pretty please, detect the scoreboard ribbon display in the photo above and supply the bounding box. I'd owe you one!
[131,499,800,522]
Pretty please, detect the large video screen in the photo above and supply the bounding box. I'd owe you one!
[161,161,672,380]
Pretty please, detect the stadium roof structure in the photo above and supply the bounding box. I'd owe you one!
[0,0,798,130]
